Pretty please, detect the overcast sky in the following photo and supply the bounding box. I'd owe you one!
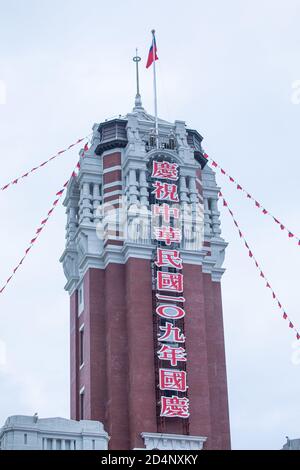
[0,0,300,450]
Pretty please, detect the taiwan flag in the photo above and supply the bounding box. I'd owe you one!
[146,32,158,68]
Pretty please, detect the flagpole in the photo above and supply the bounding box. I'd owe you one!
[151,29,159,148]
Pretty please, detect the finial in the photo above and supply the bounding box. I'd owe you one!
[133,48,143,109]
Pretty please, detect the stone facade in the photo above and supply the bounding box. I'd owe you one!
[0,415,109,450]
[141,432,207,450]
[282,437,300,450]
[60,101,231,450]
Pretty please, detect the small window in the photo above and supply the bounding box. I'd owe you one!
[65,440,70,450]
[92,439,95,450]
[56,439,61,450]
[80,391,84,420]
[24,433,27,445]
[78,284,84,315]
[80,328,84,366]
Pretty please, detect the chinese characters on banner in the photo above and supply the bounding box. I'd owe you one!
[151,159,190,419]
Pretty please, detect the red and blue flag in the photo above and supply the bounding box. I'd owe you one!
[146,34,158,68]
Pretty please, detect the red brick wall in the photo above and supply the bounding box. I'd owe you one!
[102,151,123,248]
[184,264,212,440]
[125,258,157,449]
[210,278,231,449]
[70,290,79,420]
[69,261,231,449]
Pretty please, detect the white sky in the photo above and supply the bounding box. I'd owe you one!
[0,0,300,450]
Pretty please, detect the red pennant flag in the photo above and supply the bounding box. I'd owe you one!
[12,179,18,185]
[255,201,260,208]
[277,301,282,308]
[1,184,10,190]
[255,261,259,267]
[283,312,287,319]
[297,333,300,340]
[288,232,294,238]
[262,209,268,214]
[36,227,43,234]
[25,247,31,254]
[223,200,228,207]
[76,162,81,169]
[6,276,12,284]
[57,150,65,155]
[260,271,265,278]
[31,167,38,172]
[40,161,48,167]
[221,169,226,175]
[248,250,253,258]
[203,153,209,159]
[48,208,54,216]
[56,189,64,196]
[83,143,89,152]
[229,176,235,182]
[272,292,276,299]
[289,322,294,329]
[247,193,251,198]
[237,184,242,190]
[21,173,29,178]
[234,220,238,227]
[13,266,19,273]
[212,161,218,167]
[280,224,285,230]
[238,230,243,238]
[63,180,69,188]
[41,218,48,225]
[71,171,77,178]
[52,199,59,206]
[266,282,271,288]
[30,237,37,244]
[273,218,280,224]
[229,209,234,216]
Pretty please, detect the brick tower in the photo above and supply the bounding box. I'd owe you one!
[60,91,231,450]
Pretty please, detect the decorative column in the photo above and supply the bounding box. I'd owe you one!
[67,206,77,245]
[92,183,102,225]
[80,182,92,224]
[139,169,149,206]
[211,198,221,236]
[188,176,201,250]
[180,175,190,249]
[139,169,151,244]
[204,198,211,236]
[129,169,139,205]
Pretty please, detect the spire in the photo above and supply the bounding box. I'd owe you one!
[133,48,143,110]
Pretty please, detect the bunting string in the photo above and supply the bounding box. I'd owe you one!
[220,190,300,341]
[0,161,81,295]
[0,136,90,192]
[204,153,300,246]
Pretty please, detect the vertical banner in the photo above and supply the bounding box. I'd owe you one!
[150,159,190,420]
